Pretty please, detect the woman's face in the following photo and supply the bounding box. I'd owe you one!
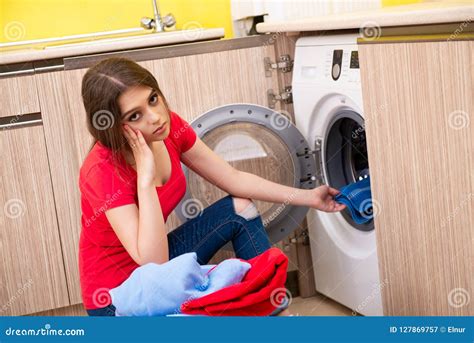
[118,85,170,143]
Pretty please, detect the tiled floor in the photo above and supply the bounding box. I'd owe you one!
[287,293,357,316]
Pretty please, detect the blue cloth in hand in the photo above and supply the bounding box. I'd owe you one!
[109,252,251,316]
[335,176,373,224]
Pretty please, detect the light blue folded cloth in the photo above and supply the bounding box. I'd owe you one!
[109,252,251,317]
[335,176,373,224]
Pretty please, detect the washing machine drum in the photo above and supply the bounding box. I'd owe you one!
[323,109,374,232]
[175,104,317,244]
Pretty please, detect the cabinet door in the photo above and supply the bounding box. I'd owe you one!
[35,69,92,305]
[0,120,69,315]
[359,40,473,316]
[0,75,40,119]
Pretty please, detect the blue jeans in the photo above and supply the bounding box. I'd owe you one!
[87,195,272,316]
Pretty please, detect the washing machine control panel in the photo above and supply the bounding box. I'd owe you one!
[327,48,360,84]
[294,42,361,87]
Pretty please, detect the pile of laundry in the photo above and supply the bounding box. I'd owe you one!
[109,247,289,316]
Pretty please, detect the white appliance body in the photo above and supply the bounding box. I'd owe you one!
[292,34,383,316]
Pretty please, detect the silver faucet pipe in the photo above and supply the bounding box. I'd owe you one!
[140,0,175,32]
[152,0,164,32]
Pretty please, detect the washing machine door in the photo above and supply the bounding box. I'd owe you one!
[175,104,317,244]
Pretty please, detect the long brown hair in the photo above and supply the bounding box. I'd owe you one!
[81,57,170,172]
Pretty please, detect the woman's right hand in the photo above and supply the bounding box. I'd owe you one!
[123,124,156,188]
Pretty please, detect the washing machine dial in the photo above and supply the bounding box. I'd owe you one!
[331,49,343,80]
[332,64,341,80]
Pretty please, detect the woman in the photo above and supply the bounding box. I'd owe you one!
[79,57,345,316]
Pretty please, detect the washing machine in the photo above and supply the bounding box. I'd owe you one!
[292,33,383,316]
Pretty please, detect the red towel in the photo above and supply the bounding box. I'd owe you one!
[181,247,289,316]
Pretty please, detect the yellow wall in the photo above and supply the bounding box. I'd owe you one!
[0,0,234,43]
[382,0,422,6]
[1,0,425,44]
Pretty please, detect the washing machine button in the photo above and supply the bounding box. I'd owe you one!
[332,64,341,80]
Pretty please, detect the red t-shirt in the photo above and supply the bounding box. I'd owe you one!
[78,111,197,310]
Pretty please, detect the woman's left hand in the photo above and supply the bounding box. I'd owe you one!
[309,185,346,212]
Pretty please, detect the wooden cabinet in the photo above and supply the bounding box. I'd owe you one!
[35,70,93,305]
[0,120,69,315]
[0,75,40,119]
[359,39,473,315]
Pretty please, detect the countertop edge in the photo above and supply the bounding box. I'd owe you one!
[0,28,225,66]
[256,3,474,33]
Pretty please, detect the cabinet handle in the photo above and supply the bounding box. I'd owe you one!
[0,62,35,79]
[0,113,42,130]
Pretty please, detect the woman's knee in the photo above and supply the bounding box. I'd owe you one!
[232,197,260,220]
